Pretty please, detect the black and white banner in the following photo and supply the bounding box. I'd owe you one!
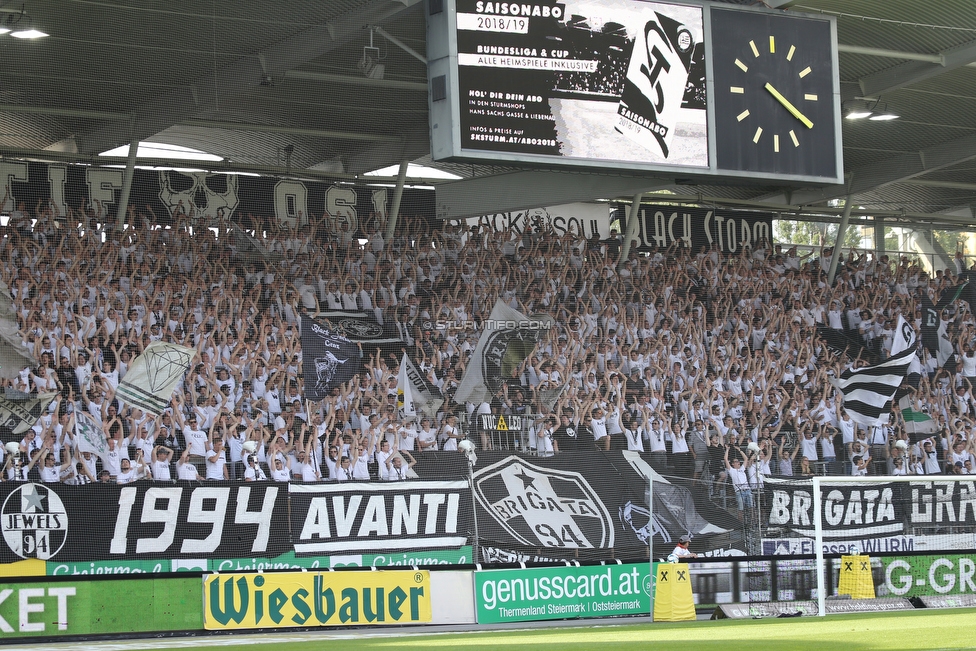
[454,301,551,405]
[288,481,472,555]
[0,452,745,565]
[766,478,976,541]
[456,451,741,563]
[300,315,362,401]
[397,353,444,419]
[0,161,434,228]
[115,342,196,415]
[612,204,773,254]
[464,203,612,240]
[0,482,290,563]
[311,310,404,347]
[479,414,525,431]
[0,392,56,441]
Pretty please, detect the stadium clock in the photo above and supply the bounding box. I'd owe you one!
[711,7,839,180]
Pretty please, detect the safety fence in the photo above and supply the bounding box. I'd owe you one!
[2,551,976,640]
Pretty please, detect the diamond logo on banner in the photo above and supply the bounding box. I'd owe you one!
[144,345,194,393]
[473,456,613,550]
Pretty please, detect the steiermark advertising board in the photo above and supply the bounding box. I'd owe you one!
[38,547,473,576]
[476,563,651,623]
[0,577,201,638]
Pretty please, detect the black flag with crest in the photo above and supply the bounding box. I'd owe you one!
[301,315,362,401]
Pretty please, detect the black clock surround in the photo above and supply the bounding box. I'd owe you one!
[711,7,838,179]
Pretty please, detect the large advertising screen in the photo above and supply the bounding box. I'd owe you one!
[428,0,843,184]
[454,0,707,167]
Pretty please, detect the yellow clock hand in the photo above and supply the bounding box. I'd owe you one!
[764,82,814,129]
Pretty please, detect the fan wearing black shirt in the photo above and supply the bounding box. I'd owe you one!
[552,413,580,453]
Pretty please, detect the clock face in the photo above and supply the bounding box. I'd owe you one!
[711,8,838,180]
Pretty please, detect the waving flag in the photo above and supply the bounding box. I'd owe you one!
[833,315,916,427]
[116,342,196,415]
[301,315,361,401]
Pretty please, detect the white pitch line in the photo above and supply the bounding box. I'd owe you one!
[8,620,660,651]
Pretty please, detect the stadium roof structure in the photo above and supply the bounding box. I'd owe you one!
[4,0,976,229]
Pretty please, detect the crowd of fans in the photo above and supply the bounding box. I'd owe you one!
[2,198,976,518]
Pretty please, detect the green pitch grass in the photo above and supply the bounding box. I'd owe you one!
[210,608,976,651]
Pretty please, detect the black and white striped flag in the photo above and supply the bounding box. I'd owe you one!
[833,315,916,427]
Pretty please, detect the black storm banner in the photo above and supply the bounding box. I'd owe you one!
[613,203,774,254]
[301,315,363,401]
[455,0,708,166]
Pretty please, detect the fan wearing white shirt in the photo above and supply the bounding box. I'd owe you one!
[588,404,610,451]
[151,445,174,481]
[385,451,416,481]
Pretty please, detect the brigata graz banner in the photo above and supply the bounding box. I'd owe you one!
[0,452,742,566]
[612,203,773,254]
[765,478,976,543]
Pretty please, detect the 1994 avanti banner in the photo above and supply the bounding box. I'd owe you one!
[0,452,745,568]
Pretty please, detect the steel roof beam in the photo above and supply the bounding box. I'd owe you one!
[180,119,401,143]
[859,38,976,97]
[0,104,129,121]
[71,0,422,157]
[758,131,976,207]
[435,171,670,220]
[284,70,428,91]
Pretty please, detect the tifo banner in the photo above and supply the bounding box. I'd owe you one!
[454,301,553,405]
[301,314,363,401]
[397,352,443,420]
[74,408,107,459]
[459,451,741,564]
[310,310,404,347]
[0,453,743,567]
[0,576,201,639]
[115,342,195,415]
[0,160,434,227]
[476,563,650,624]
[761,533,969,556]
[765,478,976,542]
[0,284,37,380]
[464,203,613,239]
[0,392,56,440]
[612,204,773,254]
[288,481,472,556]
[203,570,431,629]
[0,482,289,563]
